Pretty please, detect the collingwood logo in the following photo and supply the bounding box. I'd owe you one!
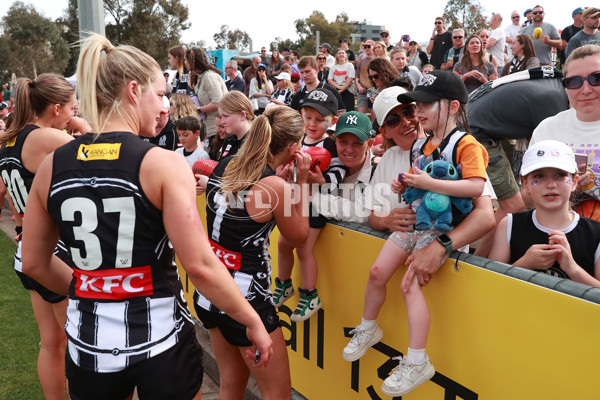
[77,143,122,161]
[420,74,436,86]
[307,89,328,101]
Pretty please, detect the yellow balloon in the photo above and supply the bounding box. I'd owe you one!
[533,27,543,40]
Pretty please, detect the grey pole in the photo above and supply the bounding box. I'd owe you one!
[77,0,105,38]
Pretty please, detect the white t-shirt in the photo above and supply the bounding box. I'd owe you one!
[176,146,210,169]
[489,27,506,68]
[504,24,521,58]
[531,108,600,201]
[325,54,336,69]
[364,146,410,213]
[328,63,355,87]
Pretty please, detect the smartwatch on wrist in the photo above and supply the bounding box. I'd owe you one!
[436,234,453,255]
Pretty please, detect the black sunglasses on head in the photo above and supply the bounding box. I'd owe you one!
[368,73,379,81]
[383,105,417,127]
[532,11,543,15]
[562,72,600,89]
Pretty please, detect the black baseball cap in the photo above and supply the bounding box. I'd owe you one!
[299,88,338,116]
[397,70,468,105]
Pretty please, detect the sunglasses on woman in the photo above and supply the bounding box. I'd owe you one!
[368,73,379,81]
[383,105,417,127]
[317,57,326,60]
[562,72,600,89]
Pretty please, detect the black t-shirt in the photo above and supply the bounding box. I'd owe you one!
[430,31,453,69]
[558,24,583,64]
[142,119,178,151]
[345,49,356,62]
[290,81,346,113]
[217,132,247,160]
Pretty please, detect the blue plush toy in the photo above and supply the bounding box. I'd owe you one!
[402,158,473,233]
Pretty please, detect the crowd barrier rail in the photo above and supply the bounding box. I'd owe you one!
[176,197,600,399]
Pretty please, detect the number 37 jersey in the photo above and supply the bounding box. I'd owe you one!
[47,131,193,373]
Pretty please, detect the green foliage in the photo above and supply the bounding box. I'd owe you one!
[0,233,43,399]
[443,0,488,36]
[104,0,190,68]
[269,37,296,52]
[294,11,354,56]
[56,0,80,78]
[213,25,250,52]
[0,1,69,82]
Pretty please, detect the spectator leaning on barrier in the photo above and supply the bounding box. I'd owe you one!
[311,111,374,224]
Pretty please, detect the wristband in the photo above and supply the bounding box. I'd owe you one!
[436,234,453,255]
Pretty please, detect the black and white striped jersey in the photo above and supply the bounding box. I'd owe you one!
[195,158,276,313]
[0,124,39,216]
[47,131,193,373]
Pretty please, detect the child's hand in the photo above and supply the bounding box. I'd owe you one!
[402,165,433,190]
[372,143,385,157]
[307,167,326,186]
[517,244,560,270]
[548,231,577,274]
[577,171,593,190]
[391,176,406,194]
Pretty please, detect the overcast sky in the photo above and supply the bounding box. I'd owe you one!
[0,1,580,51]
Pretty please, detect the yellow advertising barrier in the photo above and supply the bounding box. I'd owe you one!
[178,197,600,399]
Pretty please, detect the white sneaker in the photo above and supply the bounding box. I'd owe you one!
[342,324,383,362]
[381,355,435,397]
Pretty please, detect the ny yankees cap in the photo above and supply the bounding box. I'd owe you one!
[299,88,338,116]
[397,70,468,105]
[334,111,372,142]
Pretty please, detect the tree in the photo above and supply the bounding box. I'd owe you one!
[213,25,250,52]
[104,0,190,68]
[56,0,80,78]
[294,11,354,56]
[0,2,69,82]
[443,0,488,36]
[269,37,296,52]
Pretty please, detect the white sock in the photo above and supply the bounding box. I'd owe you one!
[406,347,426,364]
[359,317,376,330]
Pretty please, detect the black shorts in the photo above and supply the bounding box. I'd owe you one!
[66,332,203,400]
[13,241,66,304]
[309,203,328,229]
[195,302,280,347]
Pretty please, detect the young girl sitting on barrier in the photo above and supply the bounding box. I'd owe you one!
[342,71,488,397]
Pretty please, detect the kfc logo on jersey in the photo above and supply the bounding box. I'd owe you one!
[73,265,153,299]
[209,239,242,270]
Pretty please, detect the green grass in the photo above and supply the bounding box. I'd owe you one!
[0,233,45,399]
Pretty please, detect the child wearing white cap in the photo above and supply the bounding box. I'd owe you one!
[489,140,600,287]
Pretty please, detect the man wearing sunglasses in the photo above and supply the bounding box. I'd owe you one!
[487,13,507,76]
[426,17,453,70]
[521,5,561,66]
[530,45,600,209]
[565,8,600,59]
[440,29,465,71]
[380,30,394,52]
[505,11,522,59]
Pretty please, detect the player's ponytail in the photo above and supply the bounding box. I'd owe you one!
[76,33,161,136]
[3,74,74,144]
[221,106,303,201]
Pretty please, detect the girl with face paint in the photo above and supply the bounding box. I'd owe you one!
[490,140,600,288]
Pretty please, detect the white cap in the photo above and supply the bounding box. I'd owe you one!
[275,72,291,81]
[520,140,577,176]
[372,86,409,126]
